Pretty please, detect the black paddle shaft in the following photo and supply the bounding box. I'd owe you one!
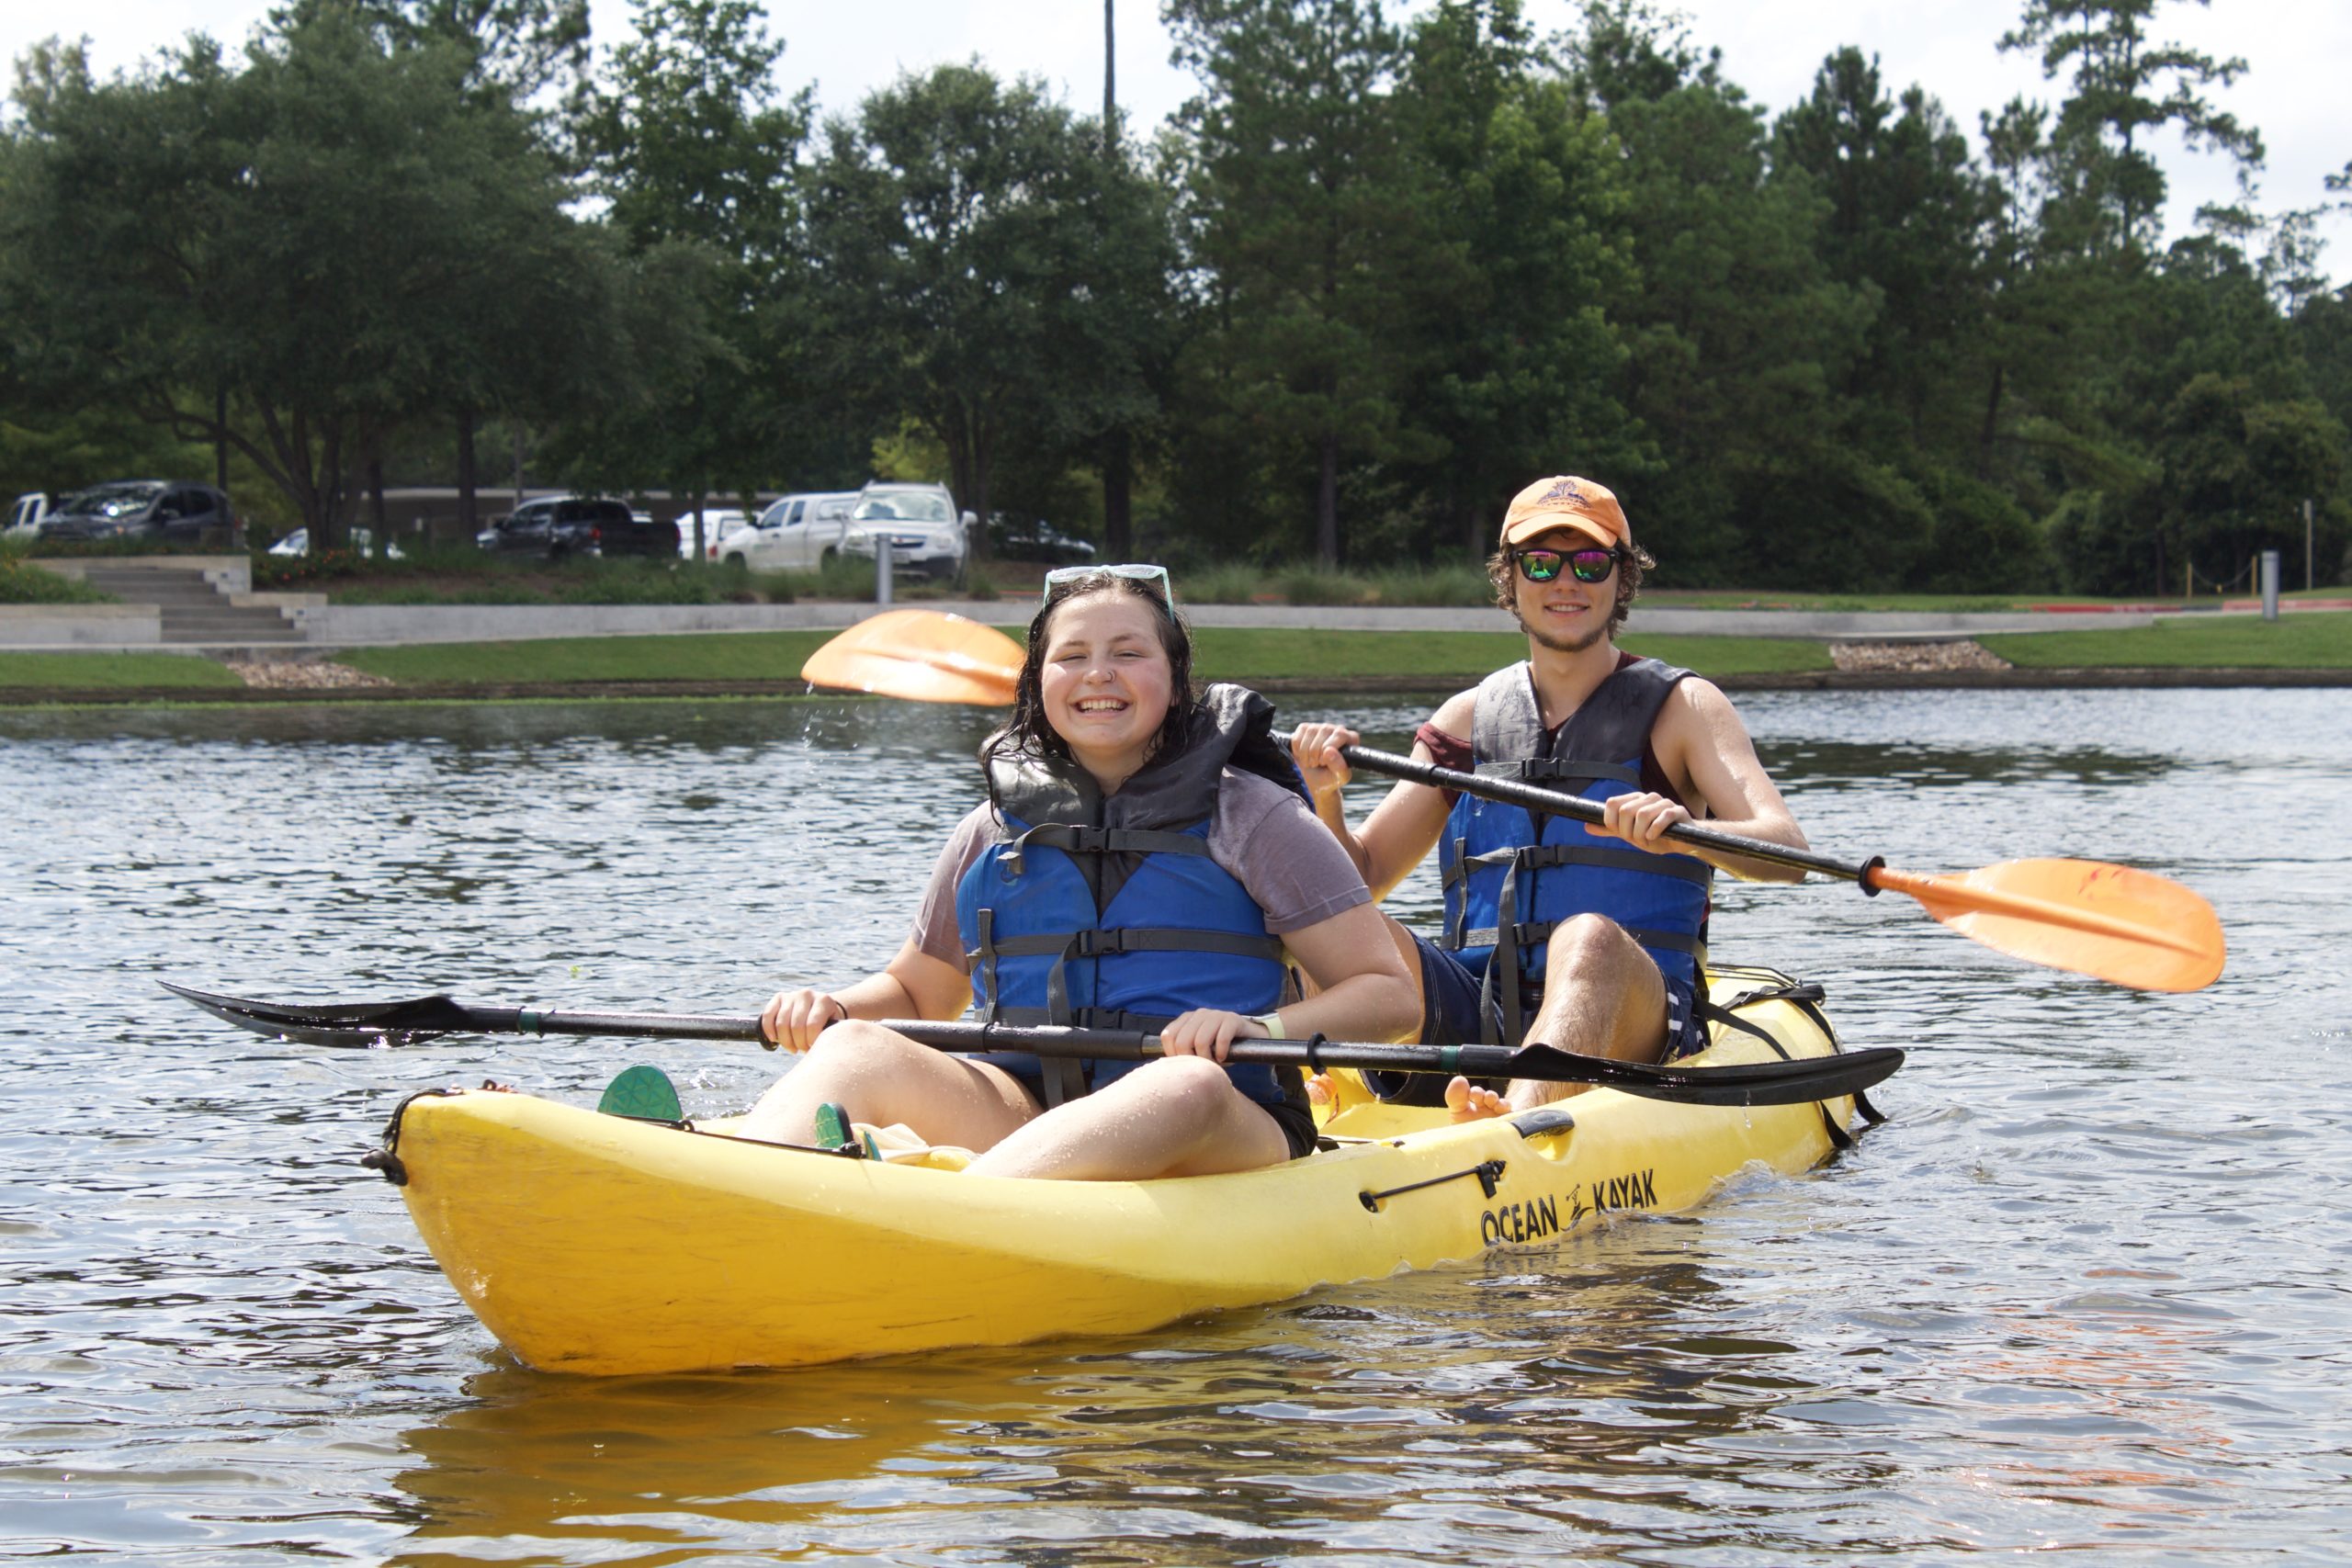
[1273,730,1882,890]
[160,983,1899,1107]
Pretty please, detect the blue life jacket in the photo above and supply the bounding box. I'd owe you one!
[955,683,1307,1108]
[1439,658,1713,1044]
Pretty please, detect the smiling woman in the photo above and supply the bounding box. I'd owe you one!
[737,565,1420,1179]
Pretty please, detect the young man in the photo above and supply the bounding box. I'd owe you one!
[1286,475,1810,1120]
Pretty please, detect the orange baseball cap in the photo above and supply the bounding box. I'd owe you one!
[1499,476,1631,552]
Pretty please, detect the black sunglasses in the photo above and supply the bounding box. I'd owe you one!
[1513,546,1622,585]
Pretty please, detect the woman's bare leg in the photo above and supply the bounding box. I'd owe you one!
[734,1021,1040,1149]
[966,1055,1291,1180]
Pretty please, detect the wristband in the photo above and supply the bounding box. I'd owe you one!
[1255,1011,1286,1040]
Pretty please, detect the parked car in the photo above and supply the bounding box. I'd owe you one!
[840,481,973,581]
[475,495,678,559]
[6,491,53,540]
[268,526,403,559]
[673,508,750,560]
[35,480,237,547]
[718,491,860,571]
[989,514,1098,565]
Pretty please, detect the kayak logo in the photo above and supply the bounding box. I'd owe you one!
[1480,1168,1657,1248]
[1592,1168,1657,1213]
[1481,1195,1561,1247]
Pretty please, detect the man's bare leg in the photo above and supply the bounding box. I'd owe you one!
[1447,914,1670,1122]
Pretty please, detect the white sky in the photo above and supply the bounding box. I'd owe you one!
[11,0,2349,279]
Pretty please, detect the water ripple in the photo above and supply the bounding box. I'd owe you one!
[2,691,2346,1563]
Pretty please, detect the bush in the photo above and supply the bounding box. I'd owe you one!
[1361,563,1494,607]
[1183,564,1277,603]
[0,549,116,604]
[1274,567,1375,605]
[557,561,724,605]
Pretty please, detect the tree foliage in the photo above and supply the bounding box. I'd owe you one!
[0,0,2345,592]
[0,10,626,540]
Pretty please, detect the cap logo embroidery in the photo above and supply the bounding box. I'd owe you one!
[1541,479,1584,506]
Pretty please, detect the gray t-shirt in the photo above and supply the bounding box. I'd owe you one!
[910,767,1371,969]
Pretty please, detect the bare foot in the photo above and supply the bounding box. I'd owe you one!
[1444,1075,1509,1122]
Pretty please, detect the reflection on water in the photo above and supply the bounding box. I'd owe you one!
[3,688,2348,1563]
[389,1253,1863,1564]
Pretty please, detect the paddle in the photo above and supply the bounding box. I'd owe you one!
[795,609,2226,994]
[1303,736,2226,995]
[798,609,1022,706]
[161,982,1900,1109]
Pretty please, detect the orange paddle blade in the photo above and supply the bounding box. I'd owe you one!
[799,610,1023,705]
[1871,859,2224,993]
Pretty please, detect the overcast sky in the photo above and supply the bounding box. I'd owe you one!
[11,1,2348,277]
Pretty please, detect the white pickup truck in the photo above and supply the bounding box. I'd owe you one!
[718,482,972,581]
[6,491,53,539]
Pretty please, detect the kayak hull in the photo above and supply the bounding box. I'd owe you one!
[380,965,1862,1374]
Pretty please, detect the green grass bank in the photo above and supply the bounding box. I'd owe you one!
[2,613,2346,700]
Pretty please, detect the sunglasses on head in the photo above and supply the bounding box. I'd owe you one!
[1043,562,1176,608]
[1512,546,1622,585]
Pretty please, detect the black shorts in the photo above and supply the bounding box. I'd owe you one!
[966,1051,1318,1161]
[1371,933,1708,1105]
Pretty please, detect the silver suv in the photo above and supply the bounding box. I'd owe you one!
[842,482,973,581]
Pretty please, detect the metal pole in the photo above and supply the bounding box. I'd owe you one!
[875,533,893,608]
[2307,497,2316,592]
[2260,549,2280,621]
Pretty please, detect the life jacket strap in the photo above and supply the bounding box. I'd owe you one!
[1443,840,1713,887]
[1001,822,1212,876]
[989,1005,1177,1032]
[971,927,1287,962]
[975,908,1004,1026]
[1453,921,1703,958]
[1476,758,1643,788]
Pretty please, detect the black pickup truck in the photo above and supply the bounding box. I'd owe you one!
[476,496,679,559]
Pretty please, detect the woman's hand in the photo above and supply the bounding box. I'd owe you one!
[1287,722,1359,798]
[760,987,847,1053]
[1594,790,1692,854]
[1158,1008,1271,1064]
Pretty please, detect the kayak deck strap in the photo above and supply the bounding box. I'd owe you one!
[1360,1158,1507,1213]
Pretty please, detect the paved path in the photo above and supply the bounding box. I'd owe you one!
[0,565,2324,655]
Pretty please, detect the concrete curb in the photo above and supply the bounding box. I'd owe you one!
[4,666,2346,709]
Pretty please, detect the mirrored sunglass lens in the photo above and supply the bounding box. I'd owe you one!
[1569,549,1616,582]
[1518,550,1564,581]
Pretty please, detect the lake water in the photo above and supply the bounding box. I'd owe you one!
[2,687,2346,1565]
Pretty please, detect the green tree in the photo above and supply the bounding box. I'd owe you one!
[1568,2,1881,587]
[0,10,623,543]
[1998,0,2263,259]
[804,65,1125,558]
[1771,49,1991,443]
[271,0,592,102]
[567,0,818,553]
[1391,0,1637,558]
[1168,0,1452,566]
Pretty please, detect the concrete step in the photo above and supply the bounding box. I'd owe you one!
[159,614,301,643]
[65,564,304,644]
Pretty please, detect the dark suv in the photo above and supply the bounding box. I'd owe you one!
[37,480,238,547]
[476,496,679,559]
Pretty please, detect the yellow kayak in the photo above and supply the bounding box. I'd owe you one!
[371,964,1870,1374]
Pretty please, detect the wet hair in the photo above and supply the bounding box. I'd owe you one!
[1486,534,1654,638]
[979,570,1196,787]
